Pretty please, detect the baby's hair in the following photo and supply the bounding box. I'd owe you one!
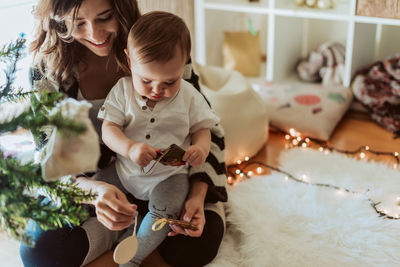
[127,11,191,64]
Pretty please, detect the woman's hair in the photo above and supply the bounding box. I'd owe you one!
[127,11,191,64]
[31,0,140,85]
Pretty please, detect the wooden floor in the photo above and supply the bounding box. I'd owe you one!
[2,110,399,266]
[254,111,400,170]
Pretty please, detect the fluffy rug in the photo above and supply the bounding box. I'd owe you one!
[208,148,400,267]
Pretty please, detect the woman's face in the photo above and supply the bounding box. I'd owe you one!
[67,0,119,57]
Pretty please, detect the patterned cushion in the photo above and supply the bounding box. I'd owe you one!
[253,82,353,140]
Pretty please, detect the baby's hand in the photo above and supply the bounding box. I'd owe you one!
[183,145,207,167]
[128,143,158,167]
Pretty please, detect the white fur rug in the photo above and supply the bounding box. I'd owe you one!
[208,148,400,267]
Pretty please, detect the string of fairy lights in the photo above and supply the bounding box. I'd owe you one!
[227,128,400,220]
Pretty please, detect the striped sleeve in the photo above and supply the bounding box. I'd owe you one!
[184,59,228,203]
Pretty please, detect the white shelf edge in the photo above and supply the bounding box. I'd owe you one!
[273,8,349,21]
[203,2,270,14]
[354,16,400,26]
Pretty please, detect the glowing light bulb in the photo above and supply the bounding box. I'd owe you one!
[289,128,296,137]
[302,143,307,148]
[239,173,244,178]
[360,152,365,159]
[244,156,250,161]
[336,189,344,195]
[285,135,290,140]
[297,137,302,142]
[257,167,262,174]
[247,171,253,176]
[395,152,399,157]
[319,147,324,152]
[305,138,310,143]
[227,177,233,184]
[292,139,299,145]
[237,160,242,164]
[235,169,241,174]
[365,146,370,151]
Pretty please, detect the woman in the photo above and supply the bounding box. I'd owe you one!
[20,0,227,266]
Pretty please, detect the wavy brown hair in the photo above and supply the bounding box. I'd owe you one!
[31,0,141,86]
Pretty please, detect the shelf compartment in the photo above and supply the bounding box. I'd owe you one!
[272,16,348,84]
[203,9,268,78]
[274,0,352,20]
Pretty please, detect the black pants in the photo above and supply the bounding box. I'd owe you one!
[20,209,224,267]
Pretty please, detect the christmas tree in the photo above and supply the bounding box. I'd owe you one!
[0,35,95,245]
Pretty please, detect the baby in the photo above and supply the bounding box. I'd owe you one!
[98,11,219,266]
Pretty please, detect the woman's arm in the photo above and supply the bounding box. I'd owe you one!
[74,176,137,231]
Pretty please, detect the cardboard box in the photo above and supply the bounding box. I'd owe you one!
[356,0,400,19]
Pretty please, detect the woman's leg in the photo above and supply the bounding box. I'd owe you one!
[123,174,189,267]
[20,219,89,267]
[20,162,129,267]
[158,210,224,267]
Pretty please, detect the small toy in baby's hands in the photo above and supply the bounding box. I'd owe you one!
[156,144,186,166]
[152,217,198,231]
[142,144,186,174]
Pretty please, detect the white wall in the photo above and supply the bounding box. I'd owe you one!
[0,1,37,91]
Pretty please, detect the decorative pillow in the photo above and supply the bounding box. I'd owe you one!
[252,82,353,140]
[193,63,269,165]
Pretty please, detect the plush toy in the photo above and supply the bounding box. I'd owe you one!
[295,0,336,9]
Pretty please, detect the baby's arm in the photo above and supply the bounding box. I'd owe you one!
[183,128,211,167]
[102,119,157,167]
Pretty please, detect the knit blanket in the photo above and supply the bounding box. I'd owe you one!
[352,55,400,136]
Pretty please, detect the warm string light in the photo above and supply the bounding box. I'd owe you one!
[277,128,400,164]
[227,160,400,220]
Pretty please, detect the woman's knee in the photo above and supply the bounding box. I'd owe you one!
[20,219,89,267]
[158,210,224,267]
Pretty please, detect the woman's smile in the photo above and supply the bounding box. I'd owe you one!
[86,33,112,48]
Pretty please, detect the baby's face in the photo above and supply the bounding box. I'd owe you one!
[128,48,186,102]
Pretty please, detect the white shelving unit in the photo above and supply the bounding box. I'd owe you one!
[194,0,400,87]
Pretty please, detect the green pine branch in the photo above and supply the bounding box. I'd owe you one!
[0,36,97,245]
[0,34,25,101]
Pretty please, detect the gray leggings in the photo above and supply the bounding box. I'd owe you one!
[92,162,189,266]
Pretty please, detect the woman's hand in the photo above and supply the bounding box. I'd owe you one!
[93,182,137,231]
[168,195,205,237]
[168,180,209,237]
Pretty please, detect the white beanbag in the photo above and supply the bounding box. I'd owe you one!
[193,63,269,165]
